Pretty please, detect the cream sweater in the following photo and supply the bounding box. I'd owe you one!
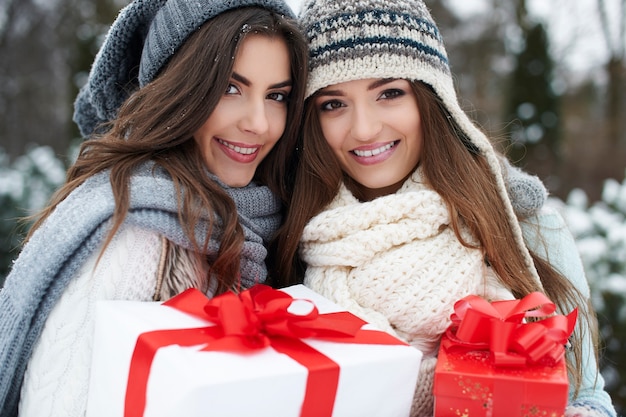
[300,169,513,417]
[19,224,209,417]
[18,225,161,416]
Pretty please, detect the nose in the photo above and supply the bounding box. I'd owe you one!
[239,98,270,135]
[350,103,382,142]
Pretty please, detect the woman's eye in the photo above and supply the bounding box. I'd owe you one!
[268,91,288,102]
[225,84,239,95]
[380,89,405,100]
[319,100,344,111]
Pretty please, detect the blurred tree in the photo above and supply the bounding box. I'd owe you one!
[505,0,561,188]
[0,0,71,158]
[597,0,626,147]
[426,0,510,132]
[0,0,125,162]
[557,0,626,202]
[429,0,625,202]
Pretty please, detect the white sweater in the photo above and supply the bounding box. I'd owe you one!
[19,225,161,417]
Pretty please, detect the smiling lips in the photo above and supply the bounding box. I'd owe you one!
[351,140,399,164]
[216,138,260,162]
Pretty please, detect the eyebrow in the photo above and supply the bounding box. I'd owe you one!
[316,78,397,97]
[231,72,292,89]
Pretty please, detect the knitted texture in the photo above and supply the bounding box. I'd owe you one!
[565,403,618,417]
[299,0,543,288]
[0,162,281,417]
[302,0,449,99]
[73,0,295,137]
[501,157,548,218]
[300,168,514,415]
[19,225,162,416]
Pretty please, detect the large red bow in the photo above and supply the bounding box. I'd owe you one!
[165,284,366,353]
[124,285,403,417]
[443,292,577,367]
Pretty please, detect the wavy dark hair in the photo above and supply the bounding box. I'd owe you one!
[27,6,308,295]
[269,80,598,394]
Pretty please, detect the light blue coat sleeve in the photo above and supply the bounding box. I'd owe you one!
[521,207,617,417]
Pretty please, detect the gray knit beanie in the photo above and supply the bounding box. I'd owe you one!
[73,0,295,137]
[300,0,545,288]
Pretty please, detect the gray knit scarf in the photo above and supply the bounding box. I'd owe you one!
[0,162,281,416]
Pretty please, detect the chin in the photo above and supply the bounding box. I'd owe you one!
[221,175,254,188]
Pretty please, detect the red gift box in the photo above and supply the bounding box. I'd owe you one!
[433,292,577,416]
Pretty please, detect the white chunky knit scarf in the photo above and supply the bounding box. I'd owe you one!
[300,168,513,416]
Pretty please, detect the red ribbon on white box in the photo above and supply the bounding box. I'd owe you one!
[124,284,406,417]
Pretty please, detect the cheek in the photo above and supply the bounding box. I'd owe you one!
[192,119,211,147]
[319,119,345,152]
[269,107,289,142]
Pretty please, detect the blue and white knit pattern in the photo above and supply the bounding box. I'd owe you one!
[300,0,543,289]
[302,0,449,99]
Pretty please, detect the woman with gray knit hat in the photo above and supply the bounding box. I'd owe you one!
[0,0,307,415]
[269,0,616,416]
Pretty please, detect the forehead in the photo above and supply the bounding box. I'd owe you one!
[231,34,291,84]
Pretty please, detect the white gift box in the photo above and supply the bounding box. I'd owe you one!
[86,285,422,417]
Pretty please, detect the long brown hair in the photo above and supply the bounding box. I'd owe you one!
[27,7,308,295]
[269,80,597,393]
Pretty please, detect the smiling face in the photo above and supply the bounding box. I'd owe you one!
[193,34,292,187]
[314,78,423,201]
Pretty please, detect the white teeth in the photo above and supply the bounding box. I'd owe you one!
[218,139,257,155]
[353,141,396,157]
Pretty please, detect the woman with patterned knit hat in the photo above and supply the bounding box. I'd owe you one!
[0,0,307,415]
[269,0,616,416]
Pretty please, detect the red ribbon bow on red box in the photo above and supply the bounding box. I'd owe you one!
[443,292,577,367]
[124,285,405,417]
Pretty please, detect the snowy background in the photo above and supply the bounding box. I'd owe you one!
[1,0,624,411]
